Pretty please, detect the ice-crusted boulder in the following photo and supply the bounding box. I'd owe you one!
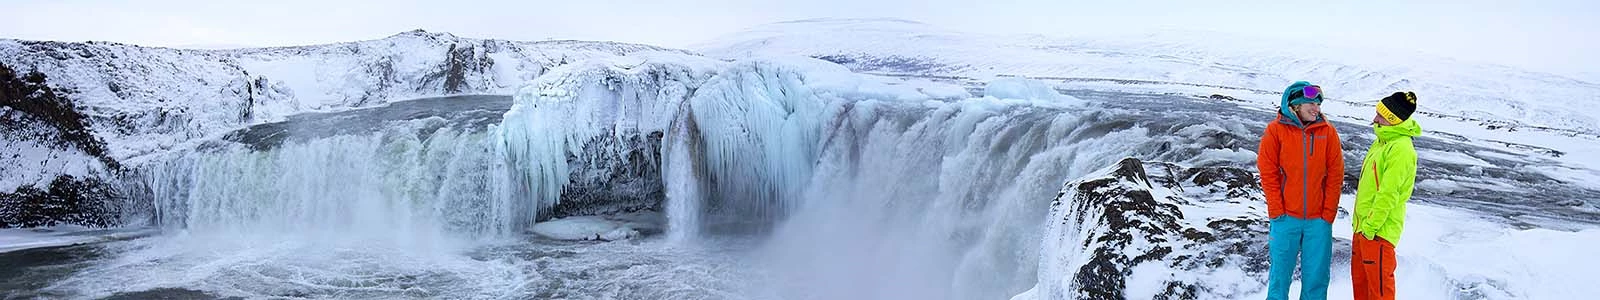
[1018,157,1280,300]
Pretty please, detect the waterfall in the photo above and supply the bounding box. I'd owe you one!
[143,108,521,245]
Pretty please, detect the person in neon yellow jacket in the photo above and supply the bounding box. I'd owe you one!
[1351,91,1419,300]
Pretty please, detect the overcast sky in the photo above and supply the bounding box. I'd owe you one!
[3,0,1595,80]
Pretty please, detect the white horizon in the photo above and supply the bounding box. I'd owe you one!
[3,0,1596,82]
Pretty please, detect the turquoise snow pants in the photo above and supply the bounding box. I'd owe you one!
[1267,216,1331,300]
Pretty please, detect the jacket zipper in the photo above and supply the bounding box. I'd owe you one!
[1303,127,1313,220]
[1366,143,1382,234]
[1372,160,1381,192]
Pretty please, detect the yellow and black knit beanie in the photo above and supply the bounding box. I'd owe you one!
[1377,91,1417,124]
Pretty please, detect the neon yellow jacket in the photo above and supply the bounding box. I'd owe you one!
[1354,118,1420,244]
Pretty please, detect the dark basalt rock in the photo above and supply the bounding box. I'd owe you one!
[0,175,123,228]
[1045,157,1274,299]
[546,130,667,219]
[1,62,129,228]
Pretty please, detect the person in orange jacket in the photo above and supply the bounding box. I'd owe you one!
[1257,81,1344,300]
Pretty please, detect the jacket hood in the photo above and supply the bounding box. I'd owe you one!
[1375,118,1421,141]
[1280,81,1316,127]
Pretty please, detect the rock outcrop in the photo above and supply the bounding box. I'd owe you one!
[1023,157,1281,299]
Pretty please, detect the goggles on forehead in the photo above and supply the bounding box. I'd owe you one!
[1289,85,1323,102]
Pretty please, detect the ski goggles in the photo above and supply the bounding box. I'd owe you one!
[1288,85,1324,104]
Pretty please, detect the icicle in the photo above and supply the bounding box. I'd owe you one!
[681,61,837,224]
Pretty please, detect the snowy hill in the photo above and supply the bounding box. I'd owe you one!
[0,30,682,164]
[0,31,684,227]
[0,33,678,173]
[695,18,1600,134]
[1576,72,1600,85]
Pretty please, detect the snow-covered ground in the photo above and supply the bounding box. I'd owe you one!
[1323,198,1600,299]
[697,18,1600,134]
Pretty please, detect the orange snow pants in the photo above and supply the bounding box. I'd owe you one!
[1351,234,1396,300]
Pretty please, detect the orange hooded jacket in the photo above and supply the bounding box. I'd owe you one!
[1257,113,1345,223]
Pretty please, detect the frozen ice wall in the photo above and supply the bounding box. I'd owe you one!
[495,53,1266,298]
[497,52,722,229]
[496,53,943,233]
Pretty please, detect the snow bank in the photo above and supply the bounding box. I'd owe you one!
[885,77,971,100]
[0,139,101,192]
[983,77,1075,104]
[1326,201,1600,300]
[0,225,156,253]
[529,212,662,241]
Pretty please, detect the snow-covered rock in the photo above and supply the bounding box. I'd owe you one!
[0,63,128,228]
[529,212,662,241]
[0,31,684,190]
[1022,157,1279,299]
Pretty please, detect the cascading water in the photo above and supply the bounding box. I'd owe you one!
[141,95,527,243]
[495,54,1265,299]
[663,114,707,243]
[22,96,563,299]
[750,95,1260,299]
[145,120,517,242]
